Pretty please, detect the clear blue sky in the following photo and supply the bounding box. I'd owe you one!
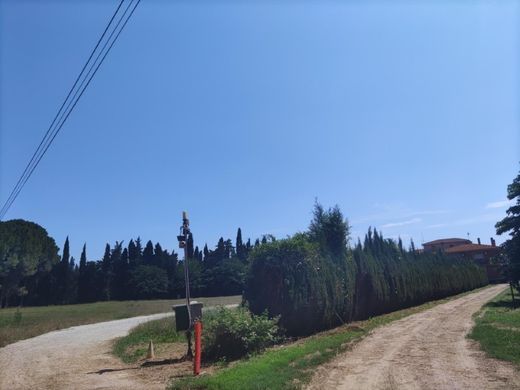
[1,1,519,260]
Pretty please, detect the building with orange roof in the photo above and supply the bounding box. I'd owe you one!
[422,237,503,282]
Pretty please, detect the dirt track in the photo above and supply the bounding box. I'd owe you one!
[308,284,520,390]
[0,303,238,390]
[0,312,173,390]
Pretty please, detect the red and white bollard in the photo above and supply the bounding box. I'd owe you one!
[194,320,202,375]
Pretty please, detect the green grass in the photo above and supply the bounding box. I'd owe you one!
[469,288,520,365]
[0,295,241,348]
[169,287,492,390]
[113,316,186,363]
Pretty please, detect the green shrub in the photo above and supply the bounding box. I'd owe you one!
[203,306,281,361]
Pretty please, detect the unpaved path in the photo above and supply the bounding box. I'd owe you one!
[308,284,520,390]
[0,304,237,390]
[0,312,172,390]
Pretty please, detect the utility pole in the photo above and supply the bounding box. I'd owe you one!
[178,211,193,358]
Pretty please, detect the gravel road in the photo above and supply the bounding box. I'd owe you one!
[0,303,237,390]
[0,312,174,390]
[307,284,520,390]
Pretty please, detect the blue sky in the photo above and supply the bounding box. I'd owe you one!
[1,0,519,259]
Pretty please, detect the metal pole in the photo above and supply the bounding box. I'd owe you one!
[182,211,193,359]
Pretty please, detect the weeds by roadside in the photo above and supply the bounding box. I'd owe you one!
[113,317,185,363]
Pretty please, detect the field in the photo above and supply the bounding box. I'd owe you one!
[470,288,520,365]
[0,295,241,348]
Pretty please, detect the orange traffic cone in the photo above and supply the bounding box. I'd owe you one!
[147,340,155,359]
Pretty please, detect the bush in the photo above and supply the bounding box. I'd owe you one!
[203,307,280,361]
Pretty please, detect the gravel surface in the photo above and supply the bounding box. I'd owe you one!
[0,303,237,390]
[0,312,174,390]
[307,284,520,390]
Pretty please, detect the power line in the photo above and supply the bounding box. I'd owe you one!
[0,0,126,220]
[0,0,141,221]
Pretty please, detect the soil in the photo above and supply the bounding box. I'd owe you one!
[307,284,520,390]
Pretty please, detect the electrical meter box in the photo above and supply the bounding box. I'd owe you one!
[173,301,203,331]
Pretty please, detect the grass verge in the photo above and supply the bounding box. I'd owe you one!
[169,286,493,390]
[469,287,520,365]
[113,316,186,363]
[0,295,240,348]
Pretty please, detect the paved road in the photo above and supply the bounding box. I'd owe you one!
[308,284,520,390]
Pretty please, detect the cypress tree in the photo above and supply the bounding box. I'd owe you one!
[203,244,209,261]
[62,237,70,265]
[111,241,125,300]
[128,239,140,267]
[187,234,194,259]
[143,240,154,264]
[154,243,164,267]
[224,239,234,259]
[236,228,244,260]
[58,236,71,303]
[101,243,112,300]
[135,237,143,262]
[77,244,89,303]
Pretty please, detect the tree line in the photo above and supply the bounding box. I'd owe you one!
[245,204,489,336]
[1,201,492,313]
[495,167,520,300]
[0,220,269,307]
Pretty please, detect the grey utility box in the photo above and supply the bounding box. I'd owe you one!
[173,301,203,331]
